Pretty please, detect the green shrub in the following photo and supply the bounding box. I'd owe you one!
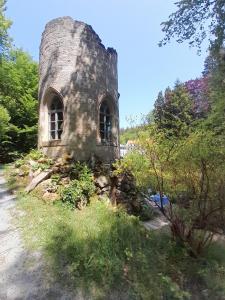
[61,163,95,209]
[15,158,24,168]
[139,203,155,221]
[26,149,44,161]
[15,193,225,300]
[114,151,150,189]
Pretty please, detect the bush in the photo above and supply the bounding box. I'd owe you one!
[135,128,225,256]
[114,151,150,189]
[139,203,155,221]
[15,193,225,299]
[61,163,95,209]
[26,149,44,161]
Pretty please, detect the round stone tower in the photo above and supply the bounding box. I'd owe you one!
[38,17,119,162]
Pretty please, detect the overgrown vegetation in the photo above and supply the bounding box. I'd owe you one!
[2,0,225,299]
[159,0,225,54]
[14,192,225,300]
[61,162,96,209]
[0,1,38,163]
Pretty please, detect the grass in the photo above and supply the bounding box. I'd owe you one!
[14,192,225,300]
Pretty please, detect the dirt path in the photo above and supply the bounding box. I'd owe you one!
[0,168,78,300]
[143,215,169,231]
[141,199,169,231]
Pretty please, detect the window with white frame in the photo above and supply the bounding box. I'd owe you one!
[100,101,112,143]
[49,96,63,140]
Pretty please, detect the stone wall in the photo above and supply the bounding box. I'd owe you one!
[38,17,119,162]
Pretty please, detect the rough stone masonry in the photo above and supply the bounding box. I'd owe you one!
[38,17,120,162]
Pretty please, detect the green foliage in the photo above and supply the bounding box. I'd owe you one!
[61,163,95,209]
[153,90,164,126]
[153,82,194,138]
[13,150,53,174]
[0,104,9,139]
[0,0,12,56]
[136,125,225,255]
[26,149,45,161]
[139,203,155,221]
[120,127,140,144]
[14,193,225,299]
[0,49,38,162]
[203,53,225,140]
[159,0,225,53]
[0,50,38,125]
[114,151,150,190]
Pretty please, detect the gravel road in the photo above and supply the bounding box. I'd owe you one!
[0,167,78,300]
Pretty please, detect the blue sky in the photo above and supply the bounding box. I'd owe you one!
[6,0,208,128]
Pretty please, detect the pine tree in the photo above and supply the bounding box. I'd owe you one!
[153,91,165,127]
[153,83,193,138]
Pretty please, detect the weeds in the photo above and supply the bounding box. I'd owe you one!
[15,194,225,300]
[61,162,95,209]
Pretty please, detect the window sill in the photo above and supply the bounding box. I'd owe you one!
[97,142,118,148]
[42,140,67,147]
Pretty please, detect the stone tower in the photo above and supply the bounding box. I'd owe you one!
[38,17,119,162]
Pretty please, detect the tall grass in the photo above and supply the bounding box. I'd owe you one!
[16,194,225,300]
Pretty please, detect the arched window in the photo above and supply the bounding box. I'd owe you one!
[100,101,112,143]
[49,95,63,140]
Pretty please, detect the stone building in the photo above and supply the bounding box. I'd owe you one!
[38,17,119,162]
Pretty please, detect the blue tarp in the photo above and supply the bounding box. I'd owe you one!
[150,193,169,206]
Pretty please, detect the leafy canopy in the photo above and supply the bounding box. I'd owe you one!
[0,49,38,162]
[0,0,11,55]
[153,82,194,138]
[0,104,10,139]
[159,0,225,53]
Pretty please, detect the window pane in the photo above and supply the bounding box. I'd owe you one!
[100,131,105,140]
[51,122,55,130]
[51,131,55,139]
[57,112,63,121]
[51,113,55,121]
[49,95,64,140]
[100,123,104,131]
[58,130,62,139]
[99,100,112,143]
[58,121,63,130]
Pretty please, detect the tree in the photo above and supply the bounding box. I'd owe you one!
[0,49,38,161]
[0,0,11,56]
[153,91,165,127]
[0,104,9,139]
[153,82,194,138]
[204,54,225,137]
[0,49,38,126]
[159,0,225,53]
[185,77,209,118]
[136,127,225,256]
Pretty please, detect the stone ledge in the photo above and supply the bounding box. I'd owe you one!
[41,141,68,147]
[96,143,119,148]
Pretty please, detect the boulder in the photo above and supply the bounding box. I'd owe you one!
[38,179,52,191]
[60,177,70,186]
[28,170,34,181]
[25,169,53,193]
[33,169,42,178]
[95,175,110,188]
[43,192,58,204]
[37,158,49,164]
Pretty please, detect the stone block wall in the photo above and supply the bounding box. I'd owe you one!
[38,17,119,162]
